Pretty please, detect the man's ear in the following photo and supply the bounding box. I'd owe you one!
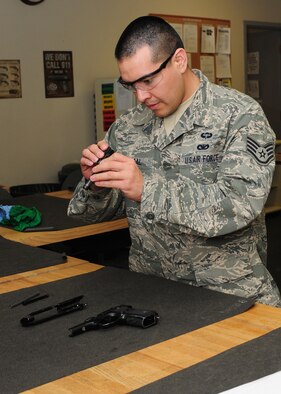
[173,48,188,73]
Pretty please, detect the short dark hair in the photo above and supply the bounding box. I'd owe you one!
[115,16,184,63]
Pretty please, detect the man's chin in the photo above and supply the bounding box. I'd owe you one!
[153,108,174,118]
[147,104,167,117]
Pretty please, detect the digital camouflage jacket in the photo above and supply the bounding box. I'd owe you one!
[68,70,280,306]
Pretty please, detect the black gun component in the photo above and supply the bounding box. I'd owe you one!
[11,292,49,308]
[20,295,86,326]
[83,147,115,190]
[69,304,159,336]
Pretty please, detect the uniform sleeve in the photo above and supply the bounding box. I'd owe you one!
[67,126,126,223]
[140,102,276,237]
[67,178,126,223]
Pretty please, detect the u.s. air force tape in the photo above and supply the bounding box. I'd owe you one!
[247,137,274,165]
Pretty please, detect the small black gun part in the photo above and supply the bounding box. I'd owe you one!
[20,295,86,326]
[22,294,49,305]
[11,292,40,308]
[83,147,115,190]
[24,226,56,232]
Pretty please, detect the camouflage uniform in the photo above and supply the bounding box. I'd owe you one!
[68,70,281,307]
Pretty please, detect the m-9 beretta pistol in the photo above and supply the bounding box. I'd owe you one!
[69,304,159,336]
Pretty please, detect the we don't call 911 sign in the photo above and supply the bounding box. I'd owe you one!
[43,51,74,98]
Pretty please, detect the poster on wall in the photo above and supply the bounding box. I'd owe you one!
[247,51,259,75]
[0,60,22,99]
[43,51,74,98]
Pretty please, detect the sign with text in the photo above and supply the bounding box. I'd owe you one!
[43,51,74,98]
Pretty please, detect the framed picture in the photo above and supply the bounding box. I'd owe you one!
[0,60,22,99]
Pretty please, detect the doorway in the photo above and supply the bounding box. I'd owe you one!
[244,21,281,138]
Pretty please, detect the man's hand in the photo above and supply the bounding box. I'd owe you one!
[91,152,143,202]
[80,141,110,181]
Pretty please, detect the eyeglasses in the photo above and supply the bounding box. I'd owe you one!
[118,50,176,92]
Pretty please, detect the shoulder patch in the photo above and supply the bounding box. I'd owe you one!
[247,137,274,165]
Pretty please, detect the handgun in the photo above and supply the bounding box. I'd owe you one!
[83,146,115,190]
[69,304,159,336]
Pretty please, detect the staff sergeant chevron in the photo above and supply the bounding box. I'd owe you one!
[247,137,274,165]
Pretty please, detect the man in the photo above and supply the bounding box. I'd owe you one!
[68,16,281,306]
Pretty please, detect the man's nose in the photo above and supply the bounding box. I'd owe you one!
[135,89,151,103]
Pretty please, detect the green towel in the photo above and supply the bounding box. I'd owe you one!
[0,205,41,231]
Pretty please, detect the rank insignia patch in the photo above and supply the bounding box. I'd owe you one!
[247,137,274,165]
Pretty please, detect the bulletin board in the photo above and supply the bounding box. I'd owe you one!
[150,14,232,87]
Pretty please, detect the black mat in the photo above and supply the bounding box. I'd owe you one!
[0,236,67,276]
[135,327,281,394]
[0,267,254,393]
[0,194,87,230]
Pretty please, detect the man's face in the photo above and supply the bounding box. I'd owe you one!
[118,46,187,118]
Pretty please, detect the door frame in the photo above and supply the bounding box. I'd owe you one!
[244,20,281,136]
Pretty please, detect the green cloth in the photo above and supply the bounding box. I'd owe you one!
[2,205,41,231]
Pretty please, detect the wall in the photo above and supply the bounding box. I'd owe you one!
[1,0,280,185]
